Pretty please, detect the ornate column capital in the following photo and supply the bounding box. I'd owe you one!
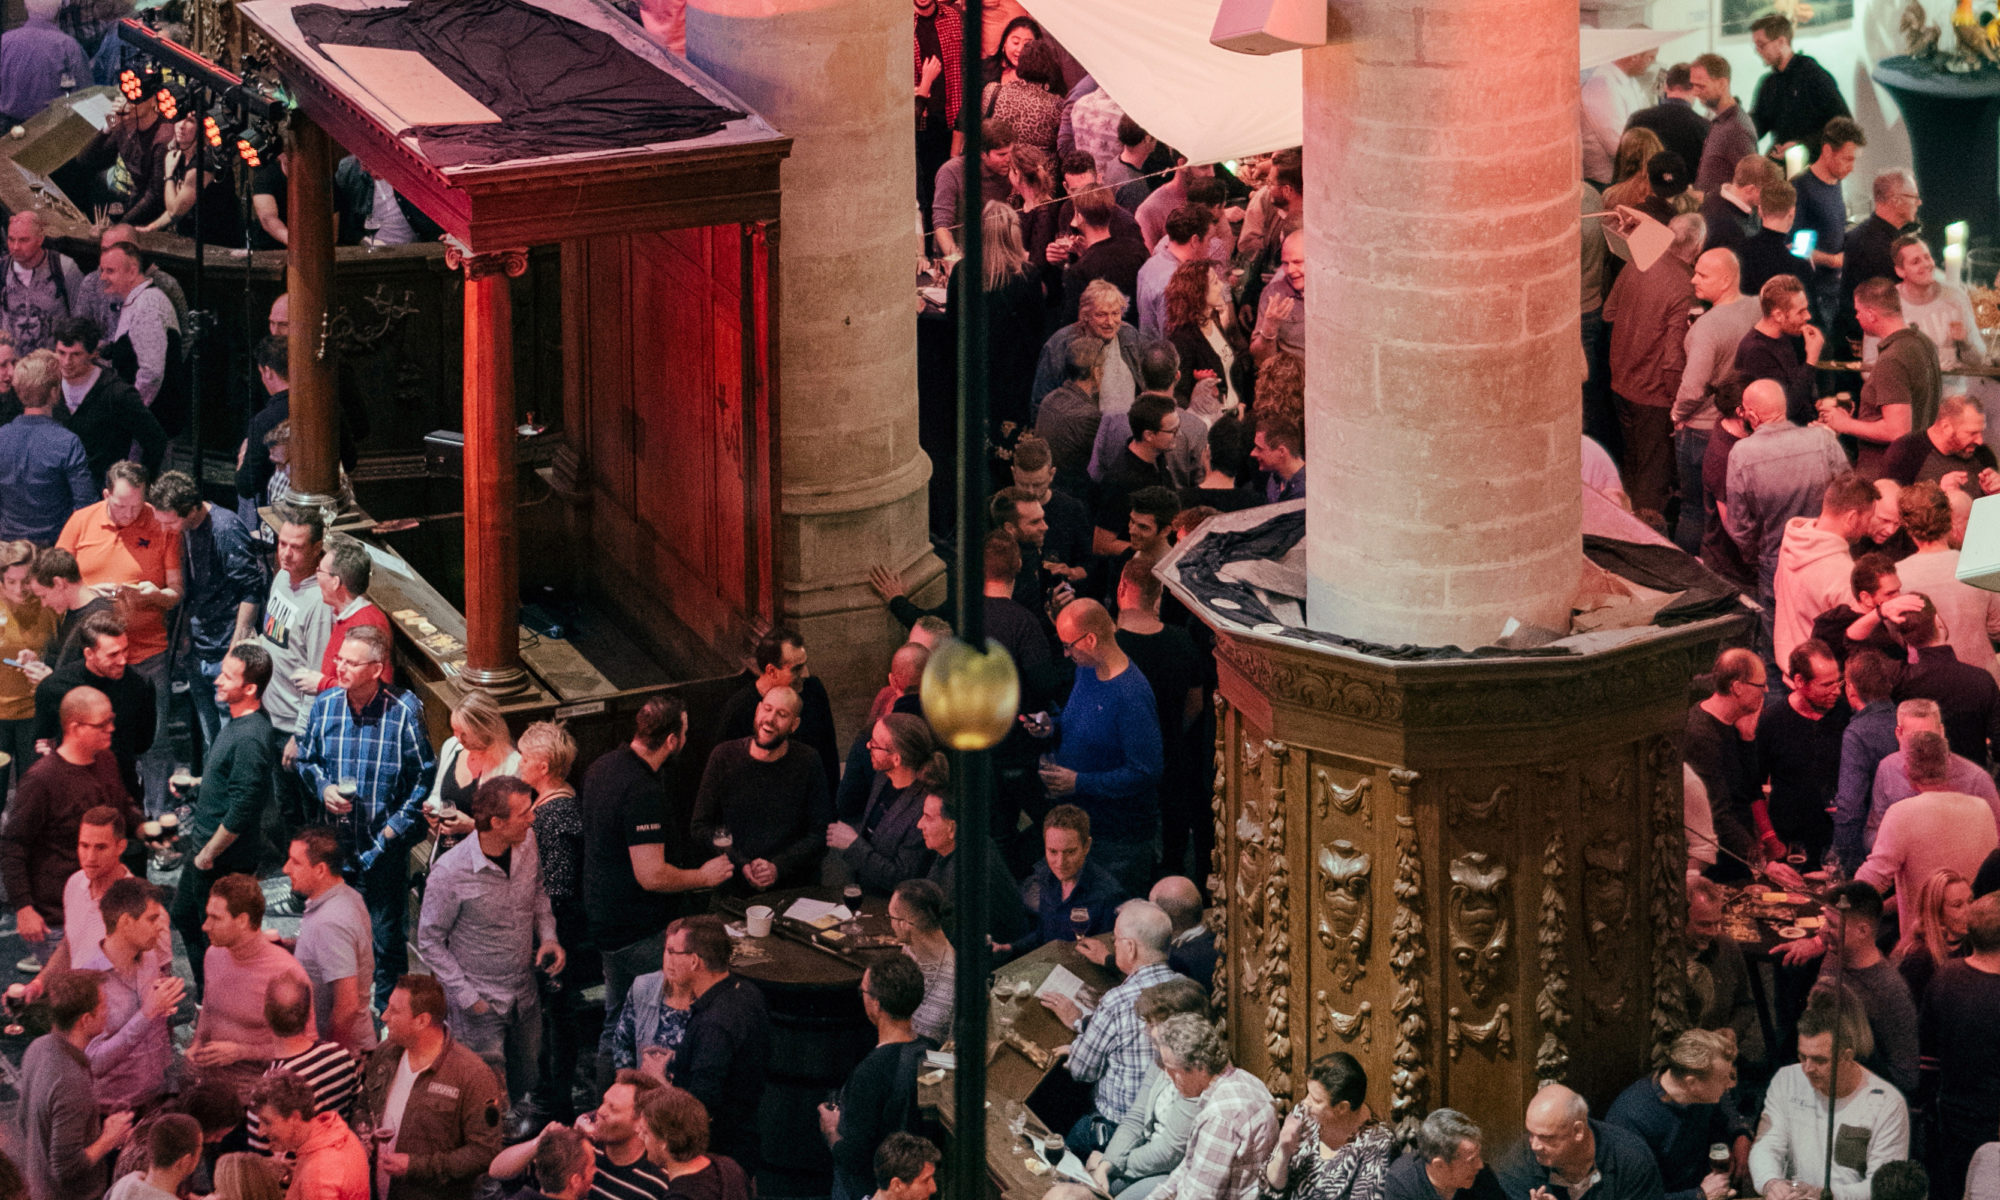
[444,245,529,280]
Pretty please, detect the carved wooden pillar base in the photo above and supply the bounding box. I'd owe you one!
[448,244,530,695]
[1187,593,1743,1128]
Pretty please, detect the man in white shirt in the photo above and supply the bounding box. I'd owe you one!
[96,242,179,408]
[25,806,150,1000]
[1582,50,1658,187]
[1749,987,1908,1200]
[257,507,331,821]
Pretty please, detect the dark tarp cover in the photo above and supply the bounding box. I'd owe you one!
[293,0,744,168]
[1170,508,1749,659]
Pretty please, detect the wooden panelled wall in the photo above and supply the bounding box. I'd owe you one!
[560,225,774,669]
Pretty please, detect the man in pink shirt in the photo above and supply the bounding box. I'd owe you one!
[188,872,311,1101]
[1856,731,2000,904]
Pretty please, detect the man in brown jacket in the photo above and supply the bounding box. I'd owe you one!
[1604,212,1704,520]
[357,973,502,1200]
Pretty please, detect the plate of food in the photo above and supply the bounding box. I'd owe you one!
[1777,925,1808,939]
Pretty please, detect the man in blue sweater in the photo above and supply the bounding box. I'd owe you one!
[1039,599,1163,895]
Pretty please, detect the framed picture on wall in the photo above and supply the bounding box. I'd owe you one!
[1719,0,1851,36]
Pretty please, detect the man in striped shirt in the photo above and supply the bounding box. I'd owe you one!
[246,973,359,1153]
[295,625,435,1009]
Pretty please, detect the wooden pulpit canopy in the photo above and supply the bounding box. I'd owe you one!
[237,0,791,250]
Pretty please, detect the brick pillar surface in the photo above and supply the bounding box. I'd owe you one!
[688,0,945,740]
[1303,0,1582,646]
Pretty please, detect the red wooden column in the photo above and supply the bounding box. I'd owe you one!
[286,116,339,505]
[446,245,529,692]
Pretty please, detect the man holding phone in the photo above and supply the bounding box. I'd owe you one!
[56,460,180,814]
[1736,178,1817,315]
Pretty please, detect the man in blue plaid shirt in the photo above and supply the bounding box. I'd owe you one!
[1041,899,1186,1153]
[295,624,434,1009]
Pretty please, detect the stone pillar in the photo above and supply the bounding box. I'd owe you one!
[1303,0,1581,646]
[285,115,338,507]
[687,0,944,738]
[447,245,530,693]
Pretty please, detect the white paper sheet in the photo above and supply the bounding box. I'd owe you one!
[782,898,853,924]
[1035,965,1099,1014]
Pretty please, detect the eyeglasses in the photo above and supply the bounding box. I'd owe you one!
[866,740,892,753]
[1060,633,1091,654]
[80,717,115,730]
[664,945,695,958]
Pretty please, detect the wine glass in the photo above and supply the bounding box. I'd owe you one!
[843,882,864,935]
[1069,906,1091,943]
[1004,1101,1029,1144]
[712,826,734,856]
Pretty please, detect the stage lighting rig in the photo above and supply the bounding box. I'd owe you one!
[113,18,288,127]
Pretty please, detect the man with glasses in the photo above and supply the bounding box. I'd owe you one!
[1747,15,1849,163]
[1840,170,1922,344]
[3,690,141,968]
[1685,648,1768,882]
[295,625,434,1009]
[292,536,392,697]
[819,957,931,1200]
[661,915,770,1174]
[1038,600,1162,895]
[32,611,154,803]
[57,459,179,811]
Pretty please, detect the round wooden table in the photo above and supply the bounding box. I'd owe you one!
[716,887,910,1196]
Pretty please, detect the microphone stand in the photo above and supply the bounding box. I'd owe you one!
[1817,892,1852,1200]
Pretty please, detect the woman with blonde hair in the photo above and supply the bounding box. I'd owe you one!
[519,719,595,1119]
[948,199,1045,431]
[210,1152,284,1200]
[1893,866,1972,1004]
[0,540,54,793]
[426,688,519,842]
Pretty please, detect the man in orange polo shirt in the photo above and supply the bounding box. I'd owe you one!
[57,460,181,813]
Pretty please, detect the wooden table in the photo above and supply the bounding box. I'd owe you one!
[1817,359,2000,380]
[918,941,1121,1200]
[1725,883,1827,1059]
[714,887,912,1196]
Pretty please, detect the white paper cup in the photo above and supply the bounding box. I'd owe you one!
[746,906,774,938]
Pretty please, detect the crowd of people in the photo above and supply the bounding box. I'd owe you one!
[0,1,1995,1200]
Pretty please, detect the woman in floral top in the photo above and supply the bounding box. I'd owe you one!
[1264,1053,1393,1200]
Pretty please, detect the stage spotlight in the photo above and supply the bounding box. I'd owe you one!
[118,69,145,101]
[236,126,268,167]
[202,113,225,147]
[156,83,186,121]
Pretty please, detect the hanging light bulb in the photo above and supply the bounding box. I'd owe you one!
[920,637,1020,751]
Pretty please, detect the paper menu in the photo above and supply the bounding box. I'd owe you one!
[782,898,854,926]
[1035,965,1099,1014]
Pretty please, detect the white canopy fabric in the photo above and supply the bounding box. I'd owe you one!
[1015,0,1692,165]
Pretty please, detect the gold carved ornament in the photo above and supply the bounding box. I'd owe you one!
[1447,1003,1513,1060]
[1536,826,1572,1081]
[1316,839,1371,992]
[1647,736,1693,1063]
[1315,995,1372,1046]
[1386,768,1427,1125]
[1448,853,1510,1007]
[1210,696,1231,1035]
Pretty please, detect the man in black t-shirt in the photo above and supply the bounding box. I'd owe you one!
[1114,557,1204,878]
[822,958,932,1200]
[249,154,290,251]
[1686,648,1766,880]
[579,695,732,1087]
[1880,394,2000,496]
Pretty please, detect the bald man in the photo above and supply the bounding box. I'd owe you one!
[1723,378,1849,649]
[0,687,143,964]
[1152,876,1216,991]
[1,210,83,352]
[1040,600,1163,896]
[692,684,833,892]
[844,642,931,819]
[1673,249,1763,555]
[76,223,188,343]
[1494,1084,1664,1200]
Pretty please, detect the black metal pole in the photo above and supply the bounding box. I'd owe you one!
[947,0,992,1198]
[186,89,206,488]
[1820,893,1850,1193]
